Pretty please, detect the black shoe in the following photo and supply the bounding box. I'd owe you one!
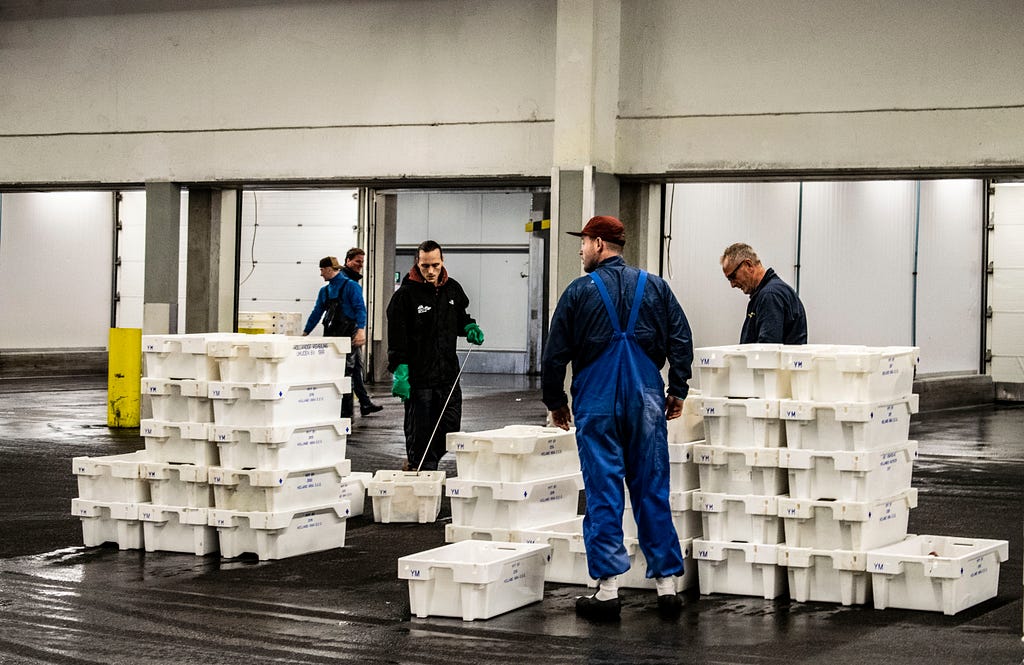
[360,403,384,416]
[656,593,683,617]
[575,594,621,621]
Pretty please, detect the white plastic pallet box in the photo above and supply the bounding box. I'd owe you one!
[693,539,786,599]
[694,344,790,399]
[780,395,919,452]
[867,535,1009,615]
[446,425,579,482]
[781,345,920,402]
[142,333,229,380]
[514,518,589,585]
[140,461,214,508]
[398,540,550,621]
[668,442,700,492]
[207,379,350,427]
[623,488,701,541]
[778,546,871,605]
[73,451,151,503]
[606,537,697,592]
[693,492,784,545]
[446,473,584,530]
[207,335,350,383]
[698,397,784,448]
[778,489,917,550]
[141,419,218,465]
[71,499,143,549]
[210,501,350,560]
[667,395,705,443]
[693,444,787,496]
[141,378,214,423]
[139,505,218,555]
[339,471,372,517]
[212,419,350,470]
[367,470,446,523]
[209,461,352,512]
[780,441,917,501]
[446,524,516,543]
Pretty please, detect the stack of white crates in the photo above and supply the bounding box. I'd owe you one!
[237,311,303,336]
[71,333,366,561]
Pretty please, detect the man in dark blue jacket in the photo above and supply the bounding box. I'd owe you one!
[720,243,807,344]
[543,216,693,620]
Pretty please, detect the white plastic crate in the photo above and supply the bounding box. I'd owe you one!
[211,419,350,470]
[692,492,784,544]
[694,539,786,599]
[142,333,229,380]
[781,345,920,402]
[141,419,218,465]
[623,488,701,540]
[669,442,700,492]
[139,505,218,555]
[778,488,917,550]
[446,523,517,543]
[142,378,214,423]
[237,311,303,336]
[667,395,705,443]
[208,379,350,427]
[72,451,151,503]
[698,397,783,448]
[693,444,787,495]
[140,461,214,508]
[778,547,870,605]
[867,535,1010,615]
[367,470,446,523]
[210,501,350,560]
[694,344,790,399]
[446,473,584,530]
[780,395,919,451]
[207,335,350,383]
[339,471,372,517]
[71,499,143,549]
[608,537,697,592]
[398,540,550,621]
[446,425,579,482]
[513,517,589,584]
[209,461,351,512]
[780,441,917,501]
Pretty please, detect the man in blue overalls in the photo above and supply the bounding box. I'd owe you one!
[542,215,694,620]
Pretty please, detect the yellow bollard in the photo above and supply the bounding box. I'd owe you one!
[108,328,142,428]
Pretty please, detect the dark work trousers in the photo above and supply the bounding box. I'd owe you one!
[341,349,373,418]
[403,384,462,471]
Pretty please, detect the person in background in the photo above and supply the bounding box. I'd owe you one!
[542,215,693,621]
[341,247,383,416]
[720,242,807,344]
[386,240,484,471]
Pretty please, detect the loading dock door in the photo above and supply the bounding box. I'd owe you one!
[986,183,1024,387]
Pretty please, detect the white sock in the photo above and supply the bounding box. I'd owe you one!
[594,576,618,601]
[655,576,676,596]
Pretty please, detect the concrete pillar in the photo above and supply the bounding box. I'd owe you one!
[185,188,238,333]
[143,181,181,334]
[369,193,398,383]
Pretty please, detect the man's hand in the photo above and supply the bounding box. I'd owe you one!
[464,323,484,346]
[549,405,572,431]
[353,328,366,348]
[665,394,683,420]
[391,364,410,402]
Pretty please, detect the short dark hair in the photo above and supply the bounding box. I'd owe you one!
[345,247,365,262]
[416,240,443,259]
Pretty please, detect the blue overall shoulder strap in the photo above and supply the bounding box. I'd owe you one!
[589,271,621,334]
[625,270,648,334]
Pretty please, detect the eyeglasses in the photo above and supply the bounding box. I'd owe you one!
[725,260,747,282]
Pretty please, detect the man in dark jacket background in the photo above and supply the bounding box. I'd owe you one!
[386,240,484,471]
[341,247,383,417]
[720,242,808,344]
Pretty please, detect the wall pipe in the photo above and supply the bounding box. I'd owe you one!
[795,182,803,294]
[911,180,922,346]
[110,192,122,328]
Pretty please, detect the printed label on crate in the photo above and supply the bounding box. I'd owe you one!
[292,343,331,359]
[503,560,526,585]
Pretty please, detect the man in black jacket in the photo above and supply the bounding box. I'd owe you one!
[341,248,383,417]
[386,240,484,471]
[721,242,807,344]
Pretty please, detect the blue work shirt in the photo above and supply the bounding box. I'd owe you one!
[542,256,693,411]
[741,268,807,344]
[303,272,367,335]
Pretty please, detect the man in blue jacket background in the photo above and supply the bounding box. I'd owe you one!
[720,242,808,344]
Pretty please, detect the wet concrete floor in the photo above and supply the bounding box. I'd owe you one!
[0,374,1021,664]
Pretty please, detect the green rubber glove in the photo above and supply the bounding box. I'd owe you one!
[391,364,411,402]
[464,323,484,346]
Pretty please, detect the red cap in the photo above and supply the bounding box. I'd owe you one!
[566,215,626,246]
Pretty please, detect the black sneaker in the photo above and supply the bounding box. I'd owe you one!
[575,594,621,621]
[360,403,384,416]
[656,593,683,617]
